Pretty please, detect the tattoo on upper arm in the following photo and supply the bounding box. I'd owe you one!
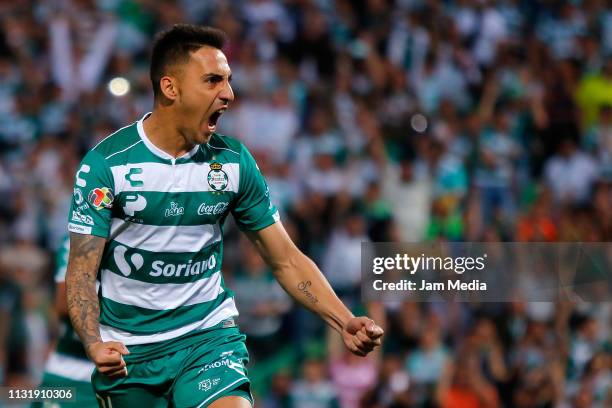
[66,233,106,349]
[297,280,319,304]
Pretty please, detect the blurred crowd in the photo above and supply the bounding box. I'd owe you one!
[0,0,611,407]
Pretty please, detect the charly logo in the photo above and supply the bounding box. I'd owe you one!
[125,167,144,188]
[75,164,90,187]
[207,162,228,191]
[88,187,114,210]
[113,245,144,277]
[197,202,228,216]
[123,194,147,217]
[165,202,184,217]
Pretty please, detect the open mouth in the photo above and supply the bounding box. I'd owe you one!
[207,108,226,132]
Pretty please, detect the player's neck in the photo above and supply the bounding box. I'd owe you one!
[142,110,195,158]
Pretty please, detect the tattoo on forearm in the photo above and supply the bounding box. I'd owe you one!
[66,233,105,350]
[297,280,319,304]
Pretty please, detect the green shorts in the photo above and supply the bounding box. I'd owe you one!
[31,372,98,408]
[92,327,252,408]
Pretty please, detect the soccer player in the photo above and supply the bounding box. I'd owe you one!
[33,236,98,407]
[66,24,383,408]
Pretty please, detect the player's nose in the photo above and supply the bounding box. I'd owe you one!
[219,81,234,105]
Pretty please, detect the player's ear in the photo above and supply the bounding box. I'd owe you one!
[159,75,179,101]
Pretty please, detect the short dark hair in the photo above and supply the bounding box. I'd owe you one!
[150,24,227,100]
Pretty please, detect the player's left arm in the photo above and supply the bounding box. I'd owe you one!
[245,222,384,357]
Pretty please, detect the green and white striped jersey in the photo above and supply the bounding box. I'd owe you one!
[45,235,96,382]
[68,113,279,348]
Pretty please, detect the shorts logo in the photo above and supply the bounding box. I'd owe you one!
[198,378,220,392]
[88,187,114,210]
[197,355,245,376]
[207,162,228,191]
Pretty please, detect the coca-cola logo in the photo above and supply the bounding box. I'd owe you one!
[197,201,229,216]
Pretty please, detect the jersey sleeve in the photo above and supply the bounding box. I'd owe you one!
[67,150,115,238]
[232,145,280,231]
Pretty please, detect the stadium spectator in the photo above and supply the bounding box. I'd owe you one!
[289,357,340,408]
[0,0,610,406]
[544,137,600,205]
[233,237,292,359]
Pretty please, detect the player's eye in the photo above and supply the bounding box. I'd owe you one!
[204,76,223,84]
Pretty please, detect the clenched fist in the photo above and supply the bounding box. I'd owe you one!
[87,341,130,378]
[342,317,384,357]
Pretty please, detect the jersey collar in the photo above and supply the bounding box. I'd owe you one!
[136,112,200,161]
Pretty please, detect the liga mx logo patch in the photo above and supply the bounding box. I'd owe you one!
[88,187,114,210]
[207,162,228,191]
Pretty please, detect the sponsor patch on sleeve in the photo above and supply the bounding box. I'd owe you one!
[88,187,114,210]
[68,222,92,235]
[71,211,94,225]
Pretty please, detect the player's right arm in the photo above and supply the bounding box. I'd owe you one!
[66,233,128,377]
[65,150,129,377]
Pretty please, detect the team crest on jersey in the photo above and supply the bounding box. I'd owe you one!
[88,187,114,210]
[207,162,228,191]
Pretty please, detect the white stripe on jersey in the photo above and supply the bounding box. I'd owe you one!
[92,121,136,151]
[105,140,143,160]
[110,220,222,253]
[101,269,224,310]
[99,297,238,345]
[207,143,240,156]
[44,352,95,382]
[110,162,240,193]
